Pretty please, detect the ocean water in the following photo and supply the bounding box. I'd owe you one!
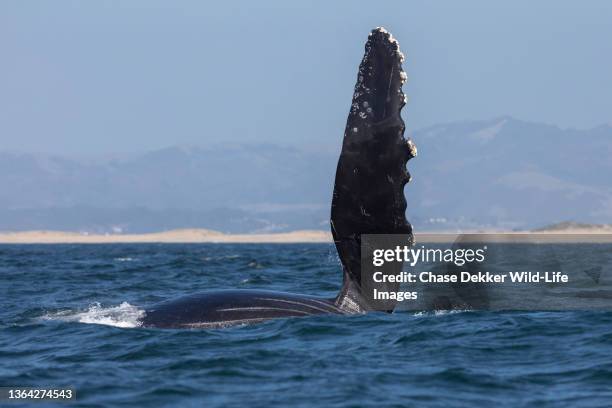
[1,243,612,407]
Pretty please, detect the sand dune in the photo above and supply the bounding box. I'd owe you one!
[0,229,333,244]
[1,227,612,244]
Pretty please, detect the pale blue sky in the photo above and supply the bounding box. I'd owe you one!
[1,0,611,154]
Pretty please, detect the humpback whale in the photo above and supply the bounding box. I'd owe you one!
[141,27,416,328]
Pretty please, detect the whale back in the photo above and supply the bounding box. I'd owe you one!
[331,28,416,312]
[142,290,343,328]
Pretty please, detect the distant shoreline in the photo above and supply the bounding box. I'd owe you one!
[0,229,331,244]
[1,228,612,244]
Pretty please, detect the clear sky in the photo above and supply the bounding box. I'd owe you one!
[1,0,611,154]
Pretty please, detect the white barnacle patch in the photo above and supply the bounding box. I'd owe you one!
[407,138,418,157]
[399,71,407,84]
[359,111,367,119]
[361,100,373,114]
[352,127,359,133]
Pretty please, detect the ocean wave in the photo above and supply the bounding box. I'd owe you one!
[42,302,144,328]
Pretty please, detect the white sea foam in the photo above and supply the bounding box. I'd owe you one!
[42,302,144,328]
[413,309,470,317]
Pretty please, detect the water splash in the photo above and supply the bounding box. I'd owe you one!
[42,302,144,328]
[413,309,470,317]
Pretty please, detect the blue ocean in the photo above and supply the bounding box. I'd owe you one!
[1,244,612,407]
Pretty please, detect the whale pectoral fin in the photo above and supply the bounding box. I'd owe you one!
[331,28,415,312]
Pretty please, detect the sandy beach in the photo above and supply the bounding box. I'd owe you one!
[0,229,333,244]
[1,227,612,244]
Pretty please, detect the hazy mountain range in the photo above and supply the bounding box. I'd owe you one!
[2,117,611,233]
